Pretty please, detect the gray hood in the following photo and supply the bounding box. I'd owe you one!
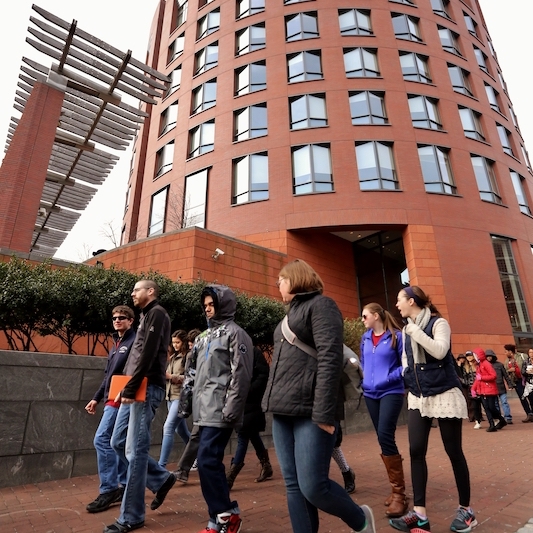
[201,284,236,327]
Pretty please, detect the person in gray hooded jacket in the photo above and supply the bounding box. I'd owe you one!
[184,284,253,533]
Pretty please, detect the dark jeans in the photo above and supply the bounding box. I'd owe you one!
[515,381,533,415]
[178,424,200,471]
[471,396,483,423]
[272,415,366,533]
[364,393,404,456]
[408,409,470,508]
[197,426,237,523]
[480,395,504,427]
[233,430,267,465]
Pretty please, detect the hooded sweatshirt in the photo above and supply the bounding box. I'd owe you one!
[190,285,253,428]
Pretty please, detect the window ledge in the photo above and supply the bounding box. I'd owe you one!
[426,191,462,198]
[480,199,508,208]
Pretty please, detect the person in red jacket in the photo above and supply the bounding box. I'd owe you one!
[471,348,507,432]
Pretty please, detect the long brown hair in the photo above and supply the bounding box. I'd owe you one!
[363,302,401,349]
[171,329,188,355]
[407,286,441,317]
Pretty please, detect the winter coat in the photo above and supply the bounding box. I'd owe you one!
[490,360,512,395]
[360,329,404,400]
[241,347,269,434]
[165,352,186,401]
[262,290,344,427]
[93,327,136,404]
[471,350,498,397]
[521,359,533,385]
[191,285,254,429]
[123,299,171,398]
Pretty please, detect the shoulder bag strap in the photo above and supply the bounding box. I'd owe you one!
[281,316,317,359]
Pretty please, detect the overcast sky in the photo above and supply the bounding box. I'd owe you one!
[0,0,531,262]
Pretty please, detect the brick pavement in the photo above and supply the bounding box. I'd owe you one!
[0,397,531,533]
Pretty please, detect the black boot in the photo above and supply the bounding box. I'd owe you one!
[255,450,273,483]
[227,461,244,489]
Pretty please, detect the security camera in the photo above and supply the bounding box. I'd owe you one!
[37,207,47,217]
[212,248,225,260]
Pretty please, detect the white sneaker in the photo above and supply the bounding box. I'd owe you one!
[474,422,481,429]
[359,504,376,533]
[190,459,198,471]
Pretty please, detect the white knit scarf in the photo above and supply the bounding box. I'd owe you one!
[407,306,432,364]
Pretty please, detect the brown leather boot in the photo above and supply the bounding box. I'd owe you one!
[226,461,244,490]
[381,454,408,517]
[255,450,273,482]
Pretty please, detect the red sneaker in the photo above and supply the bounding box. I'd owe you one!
[217,512,242,533]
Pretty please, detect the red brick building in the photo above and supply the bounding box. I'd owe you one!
[95,0,533,353]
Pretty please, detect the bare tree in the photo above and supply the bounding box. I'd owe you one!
[99,219,120,248]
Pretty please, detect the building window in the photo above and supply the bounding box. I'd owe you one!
[287,50,323,83]
[408,95,442,130]
[471,155,501,204]
[496,125,513,156]
[389,0,416,5]
[289,93,327,130]
[183,168,208,228]
[292,144,333,195]
[338,9,372,36]
[234,103,268,141]
[349,91,387,125]
[459,107,484,141]
[473,46,488,74]
[189,120,215,158]
[438,26,461,56]
[148,186,169,236]
[191,79,217,114]
[166,65,182,97]
[399,52,431,83]
[498,71,508,94]
[160,101,179,136]
[198,0,215,7]
[236,24,266,55]
[155,141,175,178]
[521,145,531,171]
[392,13,422,42]
[509,106,519,130]
[463,12,478,38]
[197,9,220,40]
[491,236,532,333]
[355,141,398,190]
[173,0,188,31]
[168,33,185,64]
[510,170,531,215]
[488,39,497,60]
[430,0,451,19]
[235,61,267,95]
[237,0,265,19]
[194,42,218,75]
[485,84,501,113]
[232,152,269,204]
[448,64,473,96]
[418,145,456,194]
[284,0,316,4]
[344,48,379,78]
[285,12,319,42]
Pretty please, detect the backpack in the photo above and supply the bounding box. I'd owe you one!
[281,316,363,402]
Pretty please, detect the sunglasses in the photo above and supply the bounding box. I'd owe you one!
[361,314,368,320]
[112,316,129,321]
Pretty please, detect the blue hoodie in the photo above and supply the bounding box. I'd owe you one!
[360,329,405,400]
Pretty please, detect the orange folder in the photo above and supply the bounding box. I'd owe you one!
[109,375,148,402]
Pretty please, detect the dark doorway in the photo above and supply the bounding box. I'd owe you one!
[353,230,406,317]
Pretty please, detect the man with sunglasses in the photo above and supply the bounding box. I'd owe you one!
[85,306,136,513]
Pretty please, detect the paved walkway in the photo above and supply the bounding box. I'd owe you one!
[1,397,532,533]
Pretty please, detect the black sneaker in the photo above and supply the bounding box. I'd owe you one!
[86,488,123,513]
[390,510,431,532]
[175,468,189,483]
[150,472,177,510]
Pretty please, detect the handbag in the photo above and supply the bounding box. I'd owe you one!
[281,316,363,402]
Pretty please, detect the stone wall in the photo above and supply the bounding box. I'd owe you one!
[0,350,400,488]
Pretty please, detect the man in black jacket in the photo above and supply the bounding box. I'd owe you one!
[486,349,513,424]
[104,280,174,533]
[85,305,135,513]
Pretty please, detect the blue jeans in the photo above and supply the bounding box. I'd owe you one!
[197,426,238,528]
[159,399,191,467]
[272,415,366,533]
[498,393,512,421]
[233,430,266,465]
[94,404,128,493]
[111,384,171,526]
[364,393,405,456]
